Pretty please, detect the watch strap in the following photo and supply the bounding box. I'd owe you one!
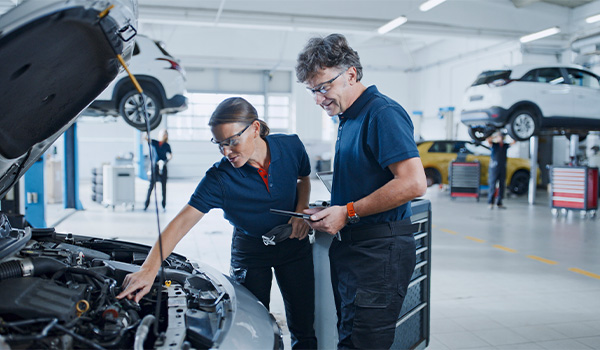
[346,202,357,217]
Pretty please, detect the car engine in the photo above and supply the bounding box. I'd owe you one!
[0,219,233,350]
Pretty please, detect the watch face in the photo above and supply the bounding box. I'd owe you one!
[348,215,360,224]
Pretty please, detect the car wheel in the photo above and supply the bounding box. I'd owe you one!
[509,170,530,195]
[468,126,495,142]
[424,168,442,187]
[118,90,162,131]
[506,109,538,141]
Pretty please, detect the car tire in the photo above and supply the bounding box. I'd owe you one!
[506,108,538,141]
[509,170,530,195]
[424,168,442,187]
[118,90,163,131]
[468,126,495,142]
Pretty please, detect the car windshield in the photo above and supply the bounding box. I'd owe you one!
[471,70,511,86]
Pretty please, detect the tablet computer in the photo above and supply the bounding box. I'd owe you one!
[316,171,333,193]
[270,208,312,220]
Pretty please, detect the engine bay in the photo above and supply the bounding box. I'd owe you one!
[0,220,229,350]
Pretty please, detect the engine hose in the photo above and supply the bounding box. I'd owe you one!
[31,257,68,276]
[134,314,156,350]
[0,257,67,281]
[0,260,22,280]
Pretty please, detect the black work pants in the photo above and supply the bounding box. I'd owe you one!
[145,164,167,209]
[329,228,416,349]
[230,229,318,350]
[487,164,506,205]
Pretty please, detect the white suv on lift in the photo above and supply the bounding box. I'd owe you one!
[461,64,600,141]
[83,35,188,130]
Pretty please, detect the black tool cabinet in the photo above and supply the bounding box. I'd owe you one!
[450,161,481,201]
[391,199,431,350]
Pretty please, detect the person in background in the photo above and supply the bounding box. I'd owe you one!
[295,33,427,349]
[144,129,172,212]
[118,97,318,349]
[486,131,512,209]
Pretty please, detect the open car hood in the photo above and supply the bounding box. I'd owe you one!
[0,3,284,349]
[0,0,137,200]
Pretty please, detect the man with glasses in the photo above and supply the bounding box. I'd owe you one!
[296,34,427,349]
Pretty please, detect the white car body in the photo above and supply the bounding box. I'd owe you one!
[461,64,600,141]
[85,35,188,130]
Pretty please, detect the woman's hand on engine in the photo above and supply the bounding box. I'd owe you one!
[116,267,157,303]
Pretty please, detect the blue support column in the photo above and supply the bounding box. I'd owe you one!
[63,123,83,210]
[136,129,148,180]
[24,155,46,228]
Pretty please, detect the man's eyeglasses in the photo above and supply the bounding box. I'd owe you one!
[211,122,253,150]
[306,70,345,96]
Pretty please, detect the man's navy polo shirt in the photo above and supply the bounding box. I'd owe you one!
[333,85,420,226]
[188,134,311,237]
[490,142,509,169]
[151,139,171,162]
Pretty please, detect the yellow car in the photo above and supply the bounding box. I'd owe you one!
[417,140,538,195]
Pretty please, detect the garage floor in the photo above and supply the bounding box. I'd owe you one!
[48,178,600,350]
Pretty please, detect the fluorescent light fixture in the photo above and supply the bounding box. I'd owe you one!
[586,14,600,23]
[419,0,447,12]
[377,16,407,35]
[519,26,560,43]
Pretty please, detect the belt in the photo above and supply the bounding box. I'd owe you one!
[338,220,420,242]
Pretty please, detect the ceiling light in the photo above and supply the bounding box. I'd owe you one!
[519,27,560,43]
[377,16,408,35]
[586,14,600,24]
[419,0,447,12]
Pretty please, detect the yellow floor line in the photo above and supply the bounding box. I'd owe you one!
[440,228,457,235]
[492,244,517,253]
[527,255,558,265]
[465,236,485,243]
[441,229,599,278]
[568,268,600,280]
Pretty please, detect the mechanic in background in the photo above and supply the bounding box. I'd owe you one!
[144,129,172,212]
[486,131,512,209]
[295,33,427,349]
[118,97,318,350]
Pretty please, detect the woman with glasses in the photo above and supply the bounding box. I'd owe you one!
[117,97,318,350]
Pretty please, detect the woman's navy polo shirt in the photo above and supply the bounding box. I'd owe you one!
[188,134,311,238]
[333,85,420,226]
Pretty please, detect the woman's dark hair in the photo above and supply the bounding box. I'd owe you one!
[295,33,363,83]
[208,97,270,139]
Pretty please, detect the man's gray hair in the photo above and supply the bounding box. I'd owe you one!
[295,33,363,83]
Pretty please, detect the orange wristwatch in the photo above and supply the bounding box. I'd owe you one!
[346,202,360,224]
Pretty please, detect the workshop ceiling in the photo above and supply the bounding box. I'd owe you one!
[2,0,600,72]
[512,0,595,8]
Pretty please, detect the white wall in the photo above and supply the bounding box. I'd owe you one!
[76,117,139,180]
[73,116,224,181]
